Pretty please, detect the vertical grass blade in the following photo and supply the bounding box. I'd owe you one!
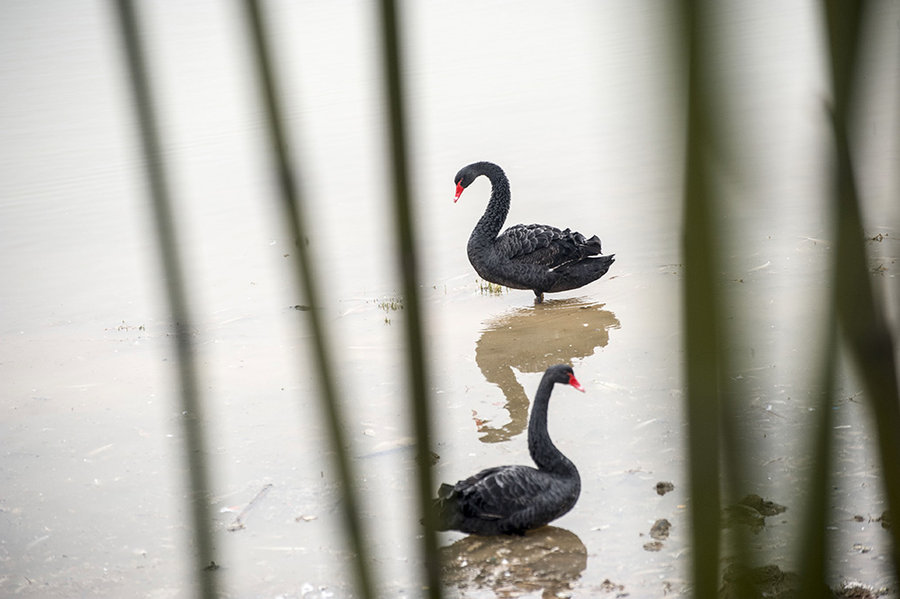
[110,2,219,597]
[375,1,442,597]
[240,3,376,597]
[821,0,900,579]
[679,2,723,596]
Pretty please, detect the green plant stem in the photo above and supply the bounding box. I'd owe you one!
[111,2,218,597]
[680,2,723,596]
[375,1,442,597]
[240,3,376,598]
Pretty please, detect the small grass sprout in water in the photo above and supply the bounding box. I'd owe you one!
[377,296,404,312]
[107,320,146,332]
[477,279,506,296]
[374,296,404,325]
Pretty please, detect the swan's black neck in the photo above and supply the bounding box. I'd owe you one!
[469,162,510,245]
[528,376,576,476]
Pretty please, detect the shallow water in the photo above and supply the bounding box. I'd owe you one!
[1,1,899,598]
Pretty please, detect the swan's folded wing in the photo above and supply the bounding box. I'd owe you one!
[496,224,603,268]
[454,465,556,520]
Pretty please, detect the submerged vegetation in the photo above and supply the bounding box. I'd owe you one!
[108,320,146,332]
[477,278,506,296]
[377,296,404,313]
[375,296,404,324]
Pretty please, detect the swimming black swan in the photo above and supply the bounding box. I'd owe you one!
[434,364,585,535]
[454,161,614,302]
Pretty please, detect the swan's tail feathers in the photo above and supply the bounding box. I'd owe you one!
[582,234,603,254]
[587,254,615,280]
[560,229,603,256]
[593,253,615,270]
[575,254,615,280]
[548,254,615,293]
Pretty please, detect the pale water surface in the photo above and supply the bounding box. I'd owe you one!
[1,1,898,597]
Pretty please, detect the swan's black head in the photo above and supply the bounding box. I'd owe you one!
[546,364,585,392]
[453,161,502,203]
[453,165,478,203]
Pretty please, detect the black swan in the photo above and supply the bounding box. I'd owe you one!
[434,364,585,535]
[454,161,615,302]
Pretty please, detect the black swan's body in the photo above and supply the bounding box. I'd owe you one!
[434,364,585,535]
[454,161,614,302]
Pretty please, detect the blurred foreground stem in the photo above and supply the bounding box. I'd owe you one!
[112,2,219,597]
[376,1,442,596]
[680,2,723,596]
[241,2,376,597]
[822,0,900,579]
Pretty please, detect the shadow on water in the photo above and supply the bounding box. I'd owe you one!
[440,526,587,598]
[473,298,620,443]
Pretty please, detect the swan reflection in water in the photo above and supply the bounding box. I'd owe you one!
[473,298,620,443]
[440,526,587,598]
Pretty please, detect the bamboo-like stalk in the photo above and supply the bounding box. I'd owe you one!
[375,1,442,597]
[111,2,219,598]
[679,2,723,596]
[239,3,377,598]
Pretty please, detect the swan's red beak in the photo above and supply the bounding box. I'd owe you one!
[454,181,464,203]
[568,373,585,392]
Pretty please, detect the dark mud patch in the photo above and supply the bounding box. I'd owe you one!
[642,540,664,552]
[440,526,587,597]
[851,510,892,530]
[833,581,892,598]
[719,564,891,599]
[650,519,671,540]
[597,578,628,596]
[723,494,787,533]
[655,481,675,496]
[642,518,671,552]
[739,494,787,517]
[719,564,802,599]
